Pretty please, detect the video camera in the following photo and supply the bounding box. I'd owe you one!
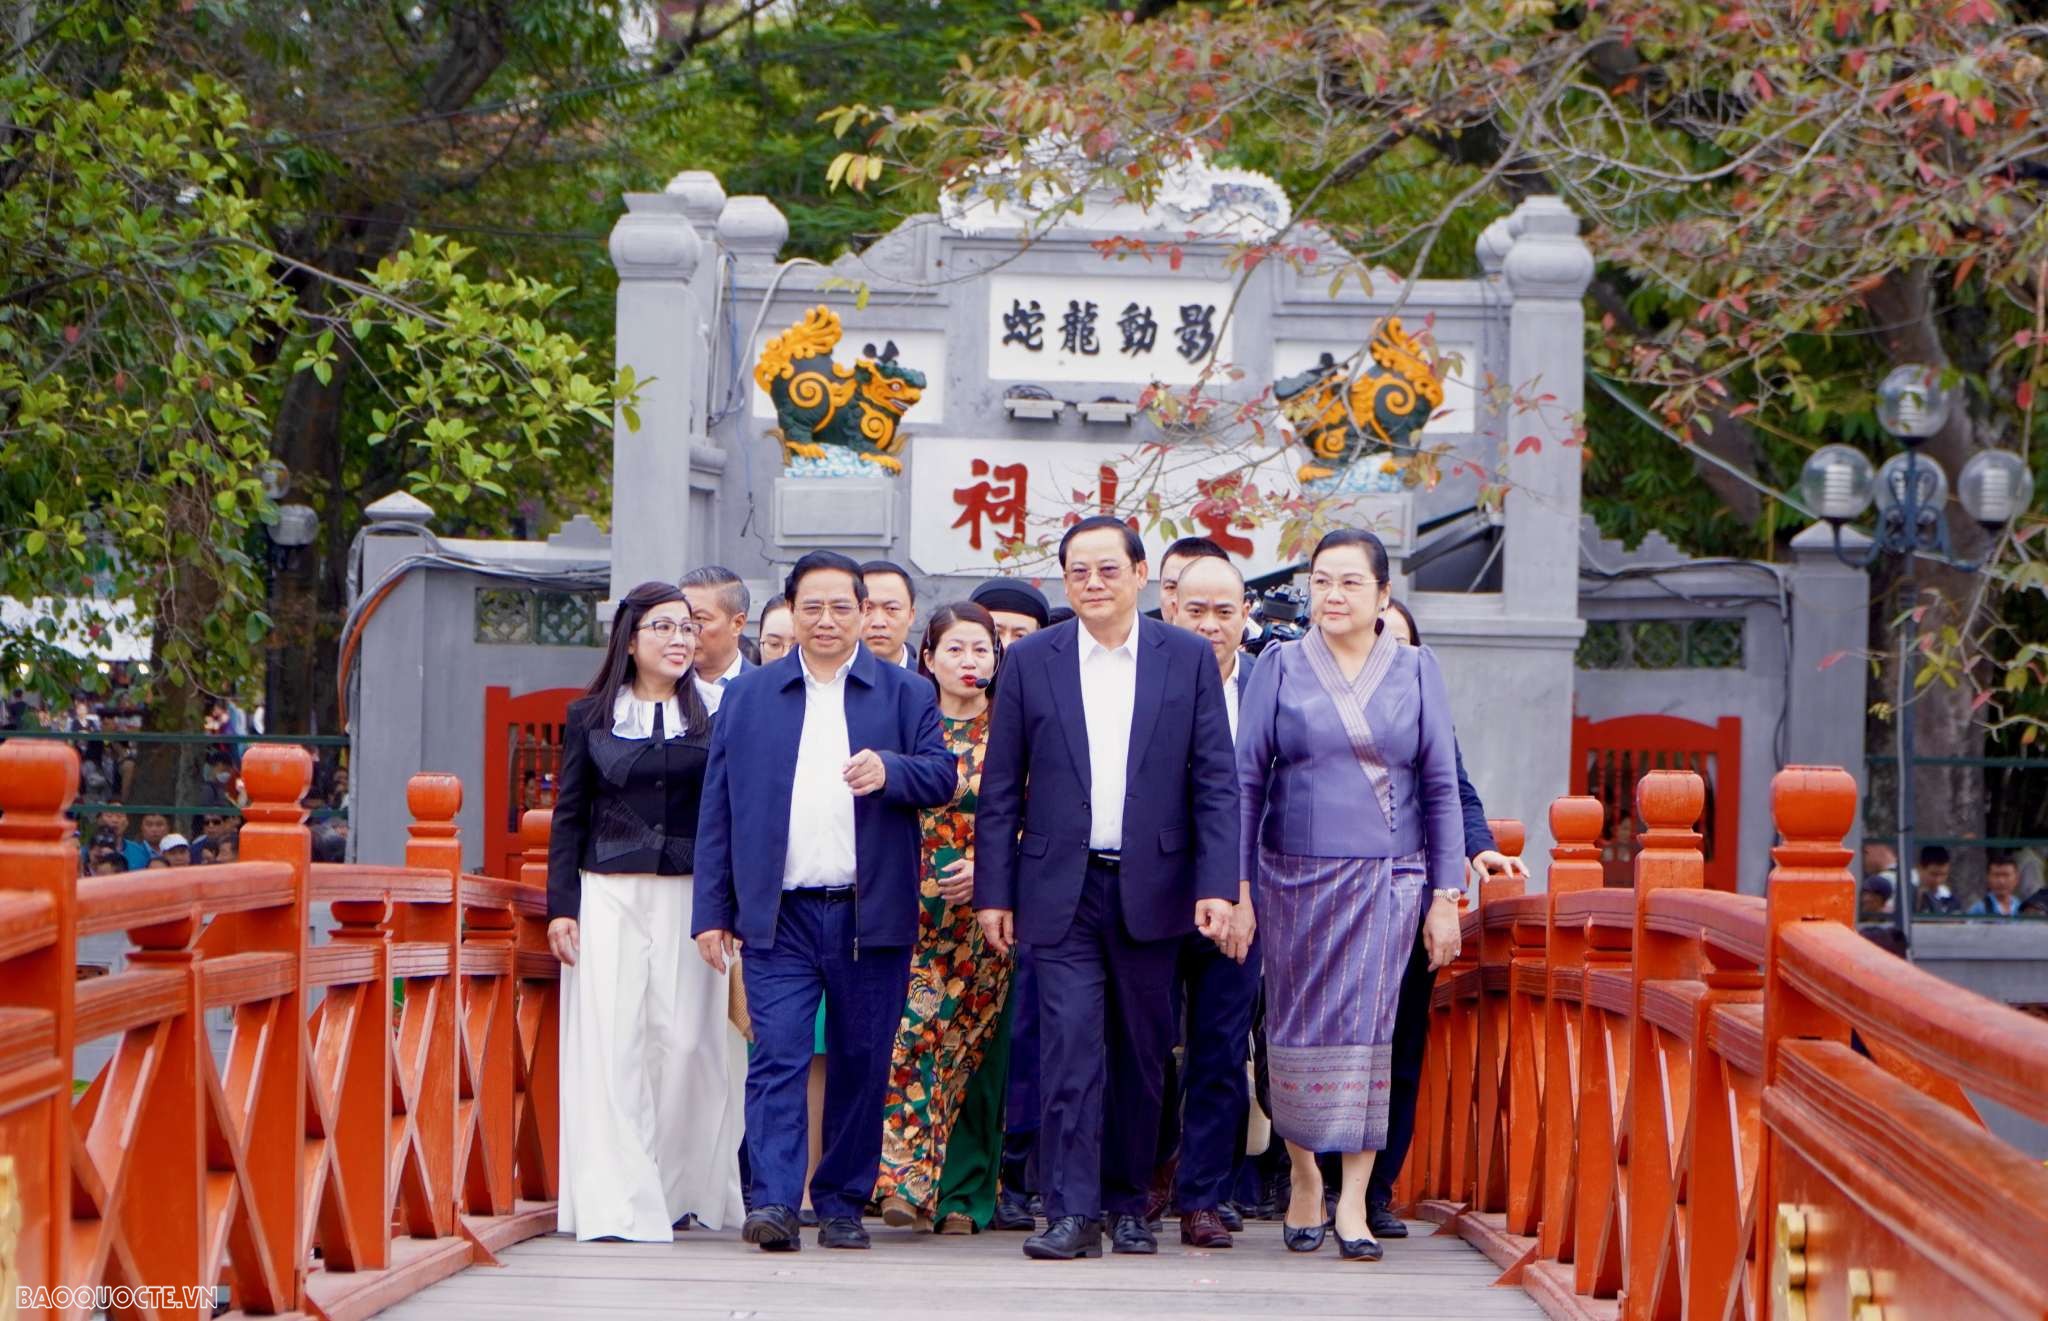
[1244,583,1309,657]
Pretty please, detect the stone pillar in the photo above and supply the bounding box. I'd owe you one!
[607,191,712,610]
[1502,196,1594,615]
[352,491,435,868]
[1787,521,1872,860]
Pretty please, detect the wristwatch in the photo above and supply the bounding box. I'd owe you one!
[1430,887,1464,903]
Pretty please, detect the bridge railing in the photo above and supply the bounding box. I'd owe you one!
[0,740,561,1319]
[1399,764,2048,1320]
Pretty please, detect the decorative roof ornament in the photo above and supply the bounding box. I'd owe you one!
[1273,318,1445,491]
[940,135,1292,240]
[754,306,926,477]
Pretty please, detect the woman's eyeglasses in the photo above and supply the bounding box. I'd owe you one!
[637,619,702,640]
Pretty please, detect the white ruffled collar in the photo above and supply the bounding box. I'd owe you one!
[611,684,687,740]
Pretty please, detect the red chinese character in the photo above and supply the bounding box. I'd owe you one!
[952,459,1029,550]
[1192,476,1255,558]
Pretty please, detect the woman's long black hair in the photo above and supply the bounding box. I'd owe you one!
[578,580,710,733]
[916,601,1002,700]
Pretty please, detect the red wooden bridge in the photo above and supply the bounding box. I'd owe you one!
[1,740,2044,1318]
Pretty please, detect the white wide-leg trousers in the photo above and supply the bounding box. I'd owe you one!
[558,870,747,1240]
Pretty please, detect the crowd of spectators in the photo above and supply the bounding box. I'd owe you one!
[0,681,349,876]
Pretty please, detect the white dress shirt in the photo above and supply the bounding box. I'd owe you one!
[782,651,859,890]
[1220,655,1240,742]
[693,653,745,715]
[1078,617,1139,851]
[610,685,687,740]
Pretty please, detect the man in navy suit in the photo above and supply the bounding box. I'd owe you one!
[1155,552,1260,1248]
[694,549,957,1253]
[975,516,1241,1260]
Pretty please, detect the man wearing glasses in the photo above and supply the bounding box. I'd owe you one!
[974,516,1240,1261]
[692,549,957,1253]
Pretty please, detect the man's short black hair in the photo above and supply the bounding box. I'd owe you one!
[680,564,750,617]
[1987,849,2019,870]
[860,560,916,605]
[1162,535,1228,568]
[1918,844,1951,866]
[785,550,869,605]
[1058,515,1146,568]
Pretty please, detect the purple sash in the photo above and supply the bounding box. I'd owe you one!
[1299,626,1399,829]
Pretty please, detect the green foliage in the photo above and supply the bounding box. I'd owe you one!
[0,1,636,701]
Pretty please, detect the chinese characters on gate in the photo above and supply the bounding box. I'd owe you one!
[1002,298,1213,363]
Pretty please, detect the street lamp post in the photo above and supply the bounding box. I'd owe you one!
[1800,365,2035,951]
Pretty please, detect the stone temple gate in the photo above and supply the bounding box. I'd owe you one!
[607,163,1594,858]
[348,161,1867,894]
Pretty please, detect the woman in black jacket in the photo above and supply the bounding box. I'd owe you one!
[549,580,746,1241]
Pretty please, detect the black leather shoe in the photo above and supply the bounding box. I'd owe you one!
[1337,1232,1384,1261]
[741,1205,801,1252]
[818,1216,871,1249]
[990,1190,1036,1231]
[1217,1203,1245,1232]
[799,1206,819,1228]
[1110,1213,1158,1255]
[1283,1222,1326,1253]
[1023,1215,1103,1260]
[1367,1202,1408,1239]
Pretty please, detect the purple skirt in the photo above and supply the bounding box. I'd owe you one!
[1258,848,1427,1152]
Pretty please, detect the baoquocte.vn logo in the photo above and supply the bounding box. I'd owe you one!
[17,1285,219,1310]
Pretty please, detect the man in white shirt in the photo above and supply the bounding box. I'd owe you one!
[1152,552,1260,1246]
[975,517,1239,1261]
[860,560,917,668]
[681,565,751,714]
[692,551,957,1254]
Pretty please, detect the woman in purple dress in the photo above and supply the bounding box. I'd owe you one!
[1236,529,1466,1261]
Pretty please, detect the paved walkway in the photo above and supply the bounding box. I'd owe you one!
[380,1216,1543,1319]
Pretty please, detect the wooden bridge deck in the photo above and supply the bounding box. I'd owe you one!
[378,1216,1541,1319]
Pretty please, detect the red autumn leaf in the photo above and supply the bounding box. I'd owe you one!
[2017,380,2034,411]
[1751,70,1773,101]
[1515,435,1542,454]
[1972,689,1996,712]
[1819,650,1849,670]
[63,325,80,344]
[1167,246,1183,272]
[1019,10,1042,32]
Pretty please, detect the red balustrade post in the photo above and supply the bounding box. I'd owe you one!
[1442,894,1482,1207]
[190,744,312,1312]
[1473,821,1527,1216]
[320,875,395,1271]
[0,741,80,1297]
[514,810,559,1202]
[1540,797,1603,1264]
[1622,770,1706,1321]
[1504,818,1550,1236]
[461,876,518,1217]
[1756,765,1857,1320]
[400,773,463,1239]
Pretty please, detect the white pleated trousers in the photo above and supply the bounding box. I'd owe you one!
[558,871,747,1240]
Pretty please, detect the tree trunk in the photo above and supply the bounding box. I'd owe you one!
[129,486,225,827]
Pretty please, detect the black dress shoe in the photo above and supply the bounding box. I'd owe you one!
[741,1205,802,1252]
[1283,1222,1326,1253]
[1337,1232,1384,1261]
[1217,1203,1245,1232]
[1109,1213,1158,1255]
[799,1207,819,1228]
[1367,1203,1408,1239]
[818,1216,870,1249]
[990,1191,1036,1231]
[1023,1215,1103,1260]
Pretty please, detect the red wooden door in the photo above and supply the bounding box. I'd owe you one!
[482,685,581,879]
[1569,714,1742,891]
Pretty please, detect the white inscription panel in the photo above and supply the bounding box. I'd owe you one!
[985,274,1240,387]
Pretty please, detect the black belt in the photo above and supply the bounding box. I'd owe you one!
[788,885,857,903]
[1087,849,1121,869]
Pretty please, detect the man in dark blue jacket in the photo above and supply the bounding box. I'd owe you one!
[693,550,956,1253]
[974,517,1241,1260]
